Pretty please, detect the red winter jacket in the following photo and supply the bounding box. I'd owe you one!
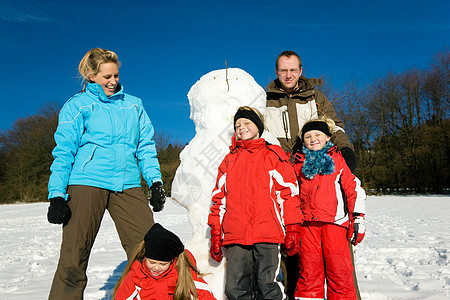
[114,250,216,300]
[293,146,366,227]
[208,136,303,246]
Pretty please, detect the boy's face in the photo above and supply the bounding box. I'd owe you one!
[235,118,259,141]
[303,130,331,151]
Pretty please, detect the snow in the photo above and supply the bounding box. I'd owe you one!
[0,195,449,299]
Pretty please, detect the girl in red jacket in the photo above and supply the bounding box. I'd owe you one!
[293,119,366,300]
[112,223,216,300]
[208,106,303,300]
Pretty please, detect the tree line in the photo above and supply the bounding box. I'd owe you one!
[332,51,449,194]
[0,104,183,204]
[0,51,448,203]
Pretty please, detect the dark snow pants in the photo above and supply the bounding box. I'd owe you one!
[48,185,154,300]
[225,243,284,300]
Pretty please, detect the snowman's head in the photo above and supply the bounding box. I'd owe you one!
[187,68,266,131]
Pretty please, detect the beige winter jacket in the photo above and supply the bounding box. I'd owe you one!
[265,77,353,154]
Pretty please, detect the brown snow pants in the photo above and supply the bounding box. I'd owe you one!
[48,185,154,300]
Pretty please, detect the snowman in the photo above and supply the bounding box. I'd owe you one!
[171,68,278,298]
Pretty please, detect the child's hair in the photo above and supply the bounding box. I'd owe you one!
[299,118,336,141]
[112,240,145,300]
[78,48,121,89]
[111,242,206,300]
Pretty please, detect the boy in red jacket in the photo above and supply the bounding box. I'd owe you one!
[208,106,303,300]
[293,119,366,300]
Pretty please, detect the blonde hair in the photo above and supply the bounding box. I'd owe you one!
[299,117,336,140]
[236,106,265,124]
[78,48,121,89]
[111,241,206,300]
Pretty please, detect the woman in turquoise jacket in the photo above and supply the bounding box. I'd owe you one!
[46,48,166,300]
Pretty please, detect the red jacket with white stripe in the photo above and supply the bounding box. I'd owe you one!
[208,136,303,246]
[114,250,216,300]
[293,146,366,227]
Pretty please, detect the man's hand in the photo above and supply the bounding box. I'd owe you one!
[340,147,357,173]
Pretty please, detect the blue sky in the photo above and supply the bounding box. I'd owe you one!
[1,0,448,144]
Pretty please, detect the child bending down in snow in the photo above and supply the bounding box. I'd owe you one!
[208,106,303,299]
[293,118,366,300]
[112,223,216,300]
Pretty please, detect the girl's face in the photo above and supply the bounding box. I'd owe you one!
[145,258,171,277]
[89,62,119,96]
[235,118,259,141]
[303,130,331,151]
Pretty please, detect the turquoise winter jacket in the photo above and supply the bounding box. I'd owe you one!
[48,82,162,199]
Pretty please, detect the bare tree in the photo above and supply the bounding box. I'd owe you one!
[0,103,59,203]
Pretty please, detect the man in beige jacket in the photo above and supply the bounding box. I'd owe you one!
[265,50,361,300]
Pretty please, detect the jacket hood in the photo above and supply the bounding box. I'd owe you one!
[230,134,266,152]
[86,82,124,102]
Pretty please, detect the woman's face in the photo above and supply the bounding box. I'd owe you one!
[303,130,331,151]
[89,62,119,96]
[144,258,171,277]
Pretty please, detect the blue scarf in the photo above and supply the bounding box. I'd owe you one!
[302,142,335,179]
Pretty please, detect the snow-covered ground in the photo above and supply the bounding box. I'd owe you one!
[0,195,449,300]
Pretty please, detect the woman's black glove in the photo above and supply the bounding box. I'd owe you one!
[149,182,166,212]
[47,197,71,225]
[340,147,358,173]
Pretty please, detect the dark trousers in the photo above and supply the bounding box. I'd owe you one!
[226,243,284,300]
[48,186,154,300]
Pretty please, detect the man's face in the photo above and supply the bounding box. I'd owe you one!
[275,56,302,93]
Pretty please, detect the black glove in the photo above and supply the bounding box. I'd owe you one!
[47,197,71,225]
[292,137,304,155]
[149,182,166,212]
[340,147,358,173]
